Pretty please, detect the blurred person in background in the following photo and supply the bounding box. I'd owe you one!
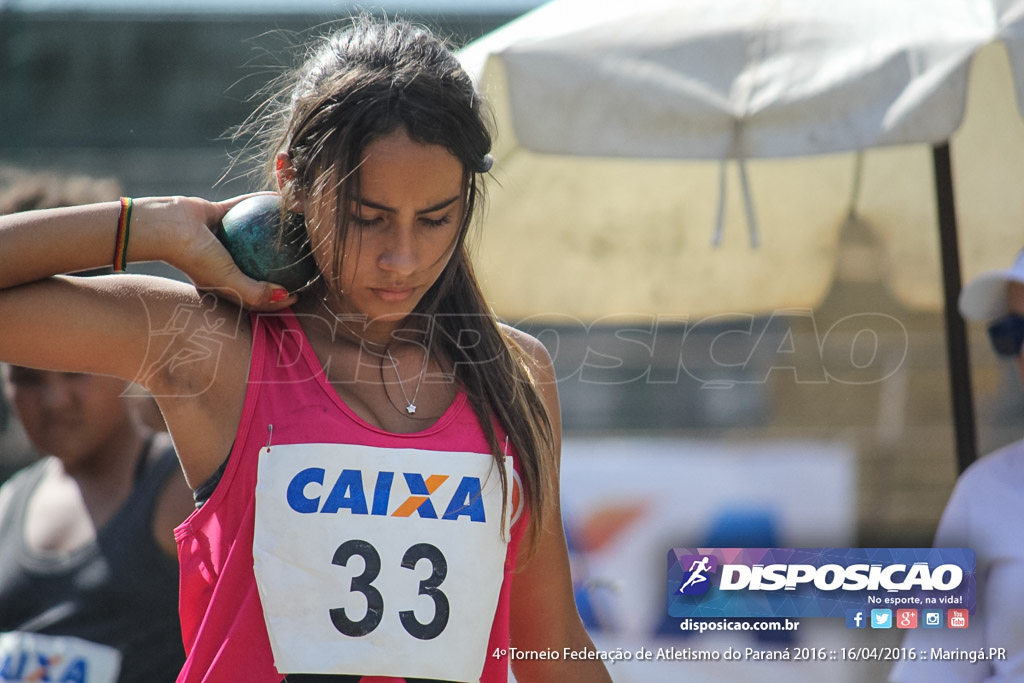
[0,166,193,683]
[890,249,1024,682]
[0,167,165,486]
[0,168,166,481]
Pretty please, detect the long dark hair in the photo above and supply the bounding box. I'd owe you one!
[247,16,555,547]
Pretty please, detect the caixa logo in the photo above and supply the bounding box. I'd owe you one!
[286,468,498,522]
[0,653,91,683]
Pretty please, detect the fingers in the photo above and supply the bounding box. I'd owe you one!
[217,191,279,213]
[186,227,297,312]
[202,192,280,232]
[197,281,297,312]
[193,262,298,312]
[256,282,298,310]
[116,194,301,312]
[196,192,304,310]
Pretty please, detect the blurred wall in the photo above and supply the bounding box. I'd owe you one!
[0,9,521,197]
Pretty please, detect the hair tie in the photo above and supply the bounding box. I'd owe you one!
[479,154,494,173]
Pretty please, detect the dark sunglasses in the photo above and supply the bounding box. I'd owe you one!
[987,314,1024,357]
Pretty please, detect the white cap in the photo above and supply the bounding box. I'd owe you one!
[959,249,1024,321]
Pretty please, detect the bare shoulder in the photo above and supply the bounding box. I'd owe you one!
[0,272,250,385]
[109,275,253,394]
[115,277,254,488]
[499,323,555,377]
[499,323,561,432]
[0,272,254,487]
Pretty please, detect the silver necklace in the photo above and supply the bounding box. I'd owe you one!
[387,347,428,414]
[320,300,427,415]
[320,299,387,349]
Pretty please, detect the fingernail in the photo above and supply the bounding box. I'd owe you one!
[271,289,288,302]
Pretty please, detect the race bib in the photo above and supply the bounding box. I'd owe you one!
[253,443,512,682]
[0,632,121,683]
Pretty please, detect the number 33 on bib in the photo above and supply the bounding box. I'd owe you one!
[253,443,515,681]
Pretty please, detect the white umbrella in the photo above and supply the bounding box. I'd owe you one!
[459,0,1024,471]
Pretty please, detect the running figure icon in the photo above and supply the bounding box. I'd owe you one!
[679,556,712,593]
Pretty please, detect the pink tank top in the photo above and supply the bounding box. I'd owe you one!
[174,309,526,683]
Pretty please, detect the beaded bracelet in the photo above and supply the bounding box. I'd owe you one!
[112,196,132,272]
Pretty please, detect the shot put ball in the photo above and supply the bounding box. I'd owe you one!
[217,195,316,293]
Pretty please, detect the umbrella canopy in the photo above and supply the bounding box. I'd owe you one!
[459,0,1024,319]
[459,0,1024,471]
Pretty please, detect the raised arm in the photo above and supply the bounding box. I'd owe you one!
[0,194,296,486]
[0,195,290,301]
[505,328,613,683]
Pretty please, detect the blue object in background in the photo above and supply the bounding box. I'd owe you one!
[657,506,795,644]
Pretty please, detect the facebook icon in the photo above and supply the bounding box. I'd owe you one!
[846,609,867,629]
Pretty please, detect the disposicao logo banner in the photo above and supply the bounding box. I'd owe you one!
[667,548,975,618]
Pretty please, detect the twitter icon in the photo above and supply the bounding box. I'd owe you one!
[871,609,893,629]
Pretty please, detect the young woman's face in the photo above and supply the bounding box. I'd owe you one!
[307,127,465,324]
[2,366,131,468]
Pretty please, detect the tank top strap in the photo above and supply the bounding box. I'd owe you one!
[251,308,325,385]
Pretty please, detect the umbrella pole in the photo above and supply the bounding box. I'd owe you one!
[932,142,978,474]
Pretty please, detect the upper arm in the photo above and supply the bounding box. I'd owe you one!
[0,274,252,486]
[0,274,191,382]
[502,325,611,682]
